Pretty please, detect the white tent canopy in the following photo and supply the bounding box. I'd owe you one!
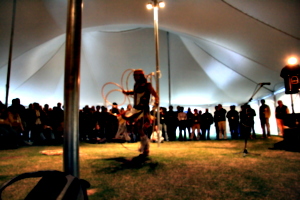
[0,0,300,108]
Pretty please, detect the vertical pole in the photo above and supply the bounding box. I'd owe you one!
[273,94,278,135]
[153,3,160,133]
[153,2,161,146]
[5,0,17,107]
[167,32,171,106]
[290,94,295,114]
[63,0,82,177]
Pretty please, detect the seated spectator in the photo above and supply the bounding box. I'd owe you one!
[0,102,20,148]
[90,124,106,143]
[150,125,164,143]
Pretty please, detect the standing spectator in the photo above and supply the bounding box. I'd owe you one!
[213,106,219,140]
[166,105,178,141]
[215,104,227,139]
[247,105,257,139]
[29,102,46,144]
[259,99,271,138]
[42,104,52,127]
[191,109,201,140]
[110,102,120,116]
[177,107,188,141]
[159,107,168,141]
[93,105,102,127]
[7,105,24,137]
[52,102,64,142]
[39,104,55,144]
[239,104,247,139]
[79,105,94,141]
[240,104,254,141]
[102,106,118,142]
[23,104,34,142]
[226,105,239,139]
[275,100,289,136]
[186,107,193,139]
[201,108,213,140]
[7,98,26,125]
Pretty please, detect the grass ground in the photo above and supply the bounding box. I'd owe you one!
[0,136,299,200]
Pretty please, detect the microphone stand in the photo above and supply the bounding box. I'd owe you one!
[239,84,266,157]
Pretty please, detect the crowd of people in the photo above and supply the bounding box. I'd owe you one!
[0,97,289,149]
[0,99,64,148]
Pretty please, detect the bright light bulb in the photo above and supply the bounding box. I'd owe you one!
[287,57,298,65]
[158,1,165,8]
[146,3,153,9]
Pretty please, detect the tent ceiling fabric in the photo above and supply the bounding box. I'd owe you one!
[0,0,299,107]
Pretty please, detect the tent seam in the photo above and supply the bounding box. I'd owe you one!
[222,0,300,41]
[13,42,65,92]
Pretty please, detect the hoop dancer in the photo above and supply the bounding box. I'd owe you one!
[122,69,159,157]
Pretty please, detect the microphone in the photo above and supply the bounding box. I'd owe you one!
[259,82,271,85]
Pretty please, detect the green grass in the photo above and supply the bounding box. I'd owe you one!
[0,136,299,200]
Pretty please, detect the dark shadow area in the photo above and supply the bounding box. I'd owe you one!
[269,140,300,152]
[269,128,300,152]
[98,156,159,173]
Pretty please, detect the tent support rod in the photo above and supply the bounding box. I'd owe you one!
[167,31,171,106]
[63,0,82,178]
[153,4,160,130]
[5,0,17,107]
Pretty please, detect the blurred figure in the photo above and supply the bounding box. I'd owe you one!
[186,107,193,139]
[259,99,271,138]
[0,102,21,148]
[79,105,94,141]
[226,105,239,139]
[51,102,64,142]
[275,100,289,136]
[166,105,178,141]
[215,104,227,139]
[159,107,168,141]
[114,106,131,142]
[124,104,136,142]
[247,105,256,139]
[239,105,246,139]
[28,102,46,144]
[110,102,120,116]
[177,107,188,141]
[191,108,201,140]
[122,69,159,156]
[7,98,26,125]
[213,106,219,140]
[240,104,255,140]
[201,108,213,140]
[150,125,164,143]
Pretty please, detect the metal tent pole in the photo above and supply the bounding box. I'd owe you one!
[167,31,171,106]
[153,4,160,130]
[63,0,82,177]
[5,0,17,107]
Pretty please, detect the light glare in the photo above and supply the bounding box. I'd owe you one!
[146,3,153,9]
[287,57,298,65]
[158,2,165,8]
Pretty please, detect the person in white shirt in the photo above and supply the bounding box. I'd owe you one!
[150,125,164,143]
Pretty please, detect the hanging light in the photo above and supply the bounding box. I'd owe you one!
[158,1,165,8]
[146,1,165,9]
[287,57,298,66]
[146,2,153,9]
